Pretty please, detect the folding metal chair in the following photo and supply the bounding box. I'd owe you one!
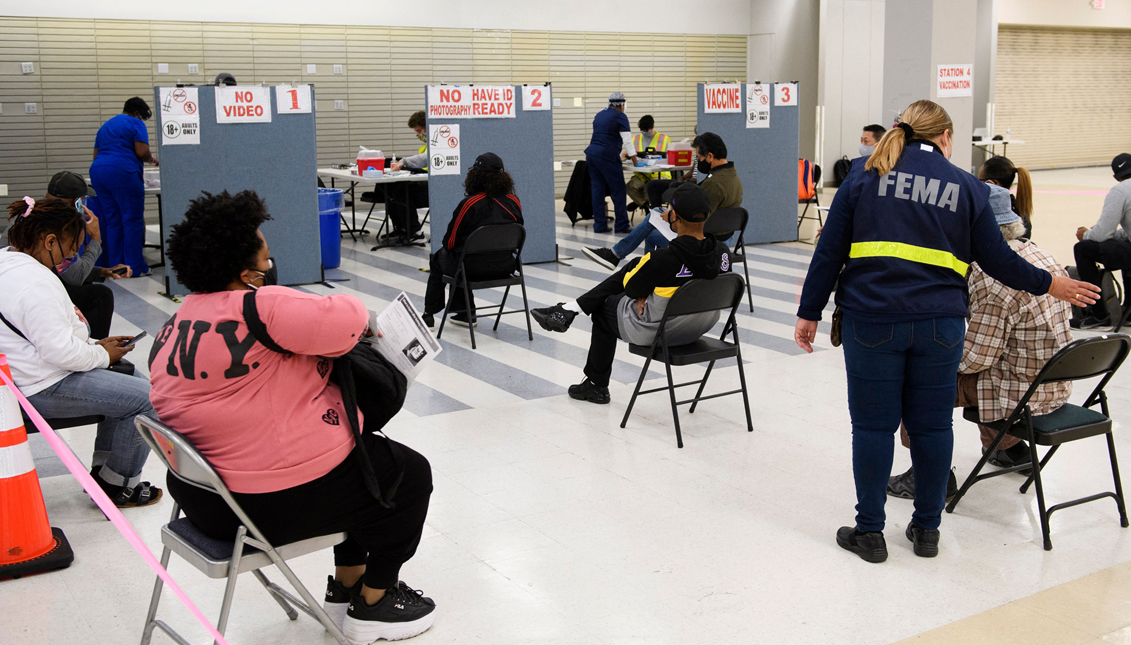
[797,161,822,237]
[946,334,1131,550]
[620,274,753,448]
[133,415,349,645]
[436,223,534,350]
[704,207,754,312]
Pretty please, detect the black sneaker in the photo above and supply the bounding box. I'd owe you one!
[406,230,426,243]
[532,304,578,333]
[885,467,958,503]
[1079,314,1112,330]
[836,526,887,563]
[568,378,610,404]
[421,313,435,330]
[582,247,621,270]
[344,581,436,643]
[905,524,941,558]
[323,575,362,633]
[450,313,477,328]
[986,441,1033,475]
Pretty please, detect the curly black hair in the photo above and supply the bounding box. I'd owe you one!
[166,190,272,293]
[464,166,515,197]
[5,197,85,253]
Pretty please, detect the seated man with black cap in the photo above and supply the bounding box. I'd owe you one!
[531,183,732,404]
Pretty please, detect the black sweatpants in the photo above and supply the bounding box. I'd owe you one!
[1074,239,1131,311]
[65,282,114,339]
[577,266,632,387]
[423,248,517,316]
[388,182,430,235]
[167,434,432,590]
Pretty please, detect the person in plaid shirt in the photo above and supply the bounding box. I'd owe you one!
[889,184,1073,499]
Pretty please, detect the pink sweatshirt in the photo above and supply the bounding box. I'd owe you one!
[149,287,369,494]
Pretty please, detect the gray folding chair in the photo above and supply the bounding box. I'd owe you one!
[133,415,349,645]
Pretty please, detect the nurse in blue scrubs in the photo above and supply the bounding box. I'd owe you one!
[90,97,157,276]
[585,92,638,233]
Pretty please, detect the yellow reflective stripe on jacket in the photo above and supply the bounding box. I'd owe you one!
[418,145,427,155]
[849,241,969,276]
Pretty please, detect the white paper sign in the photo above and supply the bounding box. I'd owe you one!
[703,83,742,113]
[522,85,551,111]
[427,85,516,119]
[215,86,272,124]
[275,84,312,114]
[159,87,200,145]
[774,83,798,107]
[936,64,973,98]
[428,123,460,175]
[746,83,771,129]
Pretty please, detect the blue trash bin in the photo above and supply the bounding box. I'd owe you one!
[317,188,344,269]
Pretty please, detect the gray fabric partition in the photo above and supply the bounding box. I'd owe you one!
[697,83,800,244]
[426,86,556,263]
[153,86,321,295]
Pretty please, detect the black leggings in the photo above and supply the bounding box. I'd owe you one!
[65,282,114,339]
[167,434,432,590]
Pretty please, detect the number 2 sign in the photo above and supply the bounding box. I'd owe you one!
[275,84,312,114]
[774,82,798,107]
[522,85,551,111]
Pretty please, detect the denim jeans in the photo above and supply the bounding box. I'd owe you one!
[27,368,155,488]
[612,218,670,258]
[841,314,965,532]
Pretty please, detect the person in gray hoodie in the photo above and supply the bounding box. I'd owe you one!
[1073,152,1131,328]
[531,183,732,404]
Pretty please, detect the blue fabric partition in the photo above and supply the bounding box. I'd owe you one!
[426,85,556,263]
[153,86,322,295]
[697,83,800,244]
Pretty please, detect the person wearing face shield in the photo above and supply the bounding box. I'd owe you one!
[585,92,637,234]
[0,196,159,507]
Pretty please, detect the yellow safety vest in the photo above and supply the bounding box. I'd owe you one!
[848,241,969,276]
[632,132,672,181]
[418,144,427,155]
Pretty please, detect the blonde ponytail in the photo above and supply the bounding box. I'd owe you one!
[1014,166,1033,223]
[865,99,954,176]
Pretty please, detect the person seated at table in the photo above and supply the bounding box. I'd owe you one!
[858,124,886,158]
[979,155,1033,239]
[421,153,523,329]
[150,190,436,642]
[383,110,430,243]
[582,132,742,271]
[531,183,731,404]
[887,185,1073,500]
[1071,153,1131,329]
[625,115,671,210]
[0,196,158,507]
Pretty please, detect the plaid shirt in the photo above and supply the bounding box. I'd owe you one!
[959,240,1073,423]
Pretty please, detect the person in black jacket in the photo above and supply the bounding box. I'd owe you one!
[422,153,523,328]
[532,183,731,404]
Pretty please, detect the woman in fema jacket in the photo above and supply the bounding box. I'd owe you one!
[793,99,1099,563]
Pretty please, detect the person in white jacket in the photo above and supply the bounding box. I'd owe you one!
[1,196,160,507]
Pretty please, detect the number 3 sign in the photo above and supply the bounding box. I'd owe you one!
[275,84,312,114]
[522,85,551,111]
[774,83,798,107]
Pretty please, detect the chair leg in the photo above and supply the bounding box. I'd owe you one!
[1107,432,1130,527]
[663,356,684,448]
[733,331,754,433]
[215,527,248,640]
[139,544,172,645]
[1019,445,1059,494]
[519,269,533,341]
[688,361,716,414]
[494,285,510,332]
[946,427,1010,513]
[262,552,350,645]
[252,569,299,620]
[798,202,809,235]
[437,271,460,340]
[360,201,379,234]
[742,261,753,312]
[1026,437,1054,550]
[620,354,654,429]
[462,273,477,350]
[339,213,356,242]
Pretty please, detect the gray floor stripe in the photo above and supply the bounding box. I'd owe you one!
[107,280,176,334]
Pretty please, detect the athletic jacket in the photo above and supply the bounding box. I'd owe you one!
[798,140,1051,324]
[442,192,523,252]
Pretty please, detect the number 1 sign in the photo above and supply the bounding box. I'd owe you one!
[275,84,312,114]
[522,85,551,111]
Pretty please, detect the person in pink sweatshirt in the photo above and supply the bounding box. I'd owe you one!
[149,190,436,643]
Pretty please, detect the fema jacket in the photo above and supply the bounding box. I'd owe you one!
[797,140,1051,324]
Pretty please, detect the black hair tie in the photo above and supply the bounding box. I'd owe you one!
[896,122,915,139]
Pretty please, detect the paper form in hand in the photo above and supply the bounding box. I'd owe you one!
[648,208,678,242]
[368,292,442,383]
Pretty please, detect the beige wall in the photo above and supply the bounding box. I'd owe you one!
[0,17,746,204]
[999,0,1131,28]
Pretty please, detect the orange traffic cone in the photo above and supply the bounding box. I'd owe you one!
[0,356,73,579]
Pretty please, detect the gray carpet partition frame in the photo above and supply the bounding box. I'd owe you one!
[425,85,556,263]
[153,85,322,295]
[697,82,800,244]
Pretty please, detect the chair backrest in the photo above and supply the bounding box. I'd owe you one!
[662,274,746,320]
[460,222,526,257]
[1032,335,1131,385]
[134,415,227,494]
[703,207,748,241]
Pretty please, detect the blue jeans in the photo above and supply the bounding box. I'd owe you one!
[612,218,671,258]
[27,368,155,488]
[841,314,965,532]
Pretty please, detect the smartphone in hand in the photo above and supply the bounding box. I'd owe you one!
[111,266,130,276]
[123,331,147,348]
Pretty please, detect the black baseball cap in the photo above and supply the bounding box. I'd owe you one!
[46,171,95,199]
[473,152,504,172]
[1113,153,1131,181]
[663,183,711,222]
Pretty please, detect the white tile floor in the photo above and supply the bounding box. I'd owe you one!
[4,167,1131,645]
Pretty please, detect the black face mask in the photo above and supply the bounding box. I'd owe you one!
[697,158,713,174]
[263,257,278,286]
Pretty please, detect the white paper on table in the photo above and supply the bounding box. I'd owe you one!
[648,208,678,242]
[368,292,442,384]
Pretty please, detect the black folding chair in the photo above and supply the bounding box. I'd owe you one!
[704,207,753,312]
[946,334,1131,550]
[620,274,753,448]
[436,223,534,350]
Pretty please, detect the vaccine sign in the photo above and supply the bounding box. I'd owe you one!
[937,64,973,98]
[703,84,742,113]
[427,85,516,118]
[215,86,272,123]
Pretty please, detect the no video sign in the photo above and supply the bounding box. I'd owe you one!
[215,86,273,124]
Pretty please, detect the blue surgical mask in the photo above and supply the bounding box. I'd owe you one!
[859,144,875,158]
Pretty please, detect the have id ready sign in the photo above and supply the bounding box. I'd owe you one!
[427,85,516,118]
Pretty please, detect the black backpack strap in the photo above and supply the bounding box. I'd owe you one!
[0,310,28,341]
[241,290,291,355]
[332,352,400,508]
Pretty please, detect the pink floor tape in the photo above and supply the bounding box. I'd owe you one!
[0,367,232,645]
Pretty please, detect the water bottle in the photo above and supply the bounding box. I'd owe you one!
[1006,127,1011,139]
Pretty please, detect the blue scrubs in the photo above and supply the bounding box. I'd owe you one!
[585,107,631,233]
[90,114,149,275]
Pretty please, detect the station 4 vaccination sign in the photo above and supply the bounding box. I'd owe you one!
[427,85,516,118]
